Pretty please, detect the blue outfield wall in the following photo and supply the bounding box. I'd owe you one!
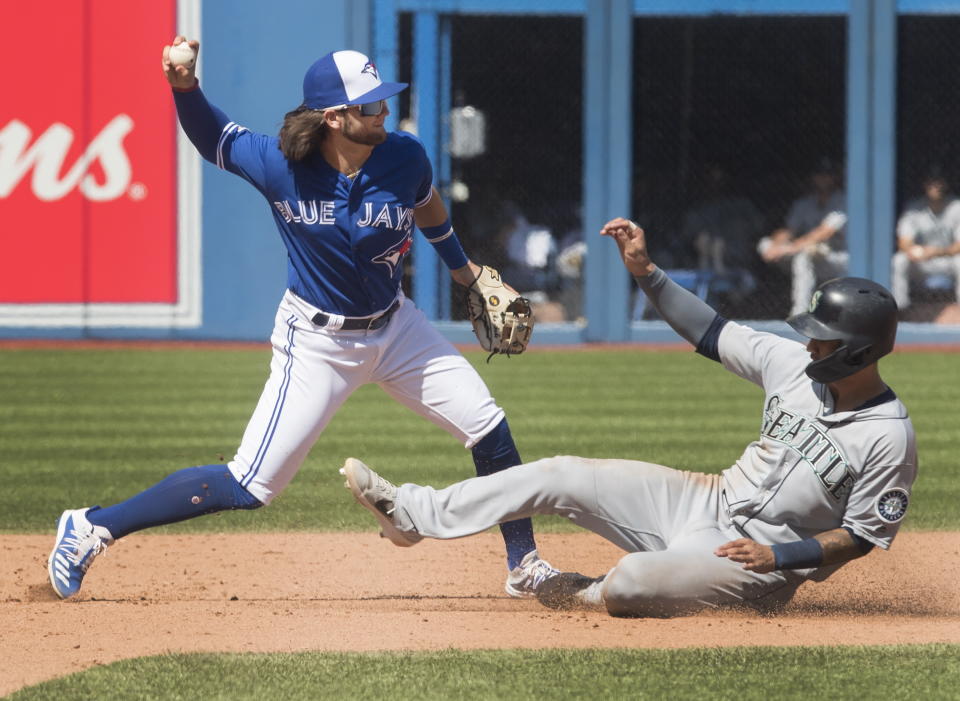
[186,0,372,341]
[3,0,960,344]
[0,0,368,342]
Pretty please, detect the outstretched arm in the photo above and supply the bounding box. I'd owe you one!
[161,36,231,164]
[715,528,871,574]
[601,218,722,351]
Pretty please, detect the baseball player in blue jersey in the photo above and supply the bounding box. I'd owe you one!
[47,38,556,599]
[341,217,918,617]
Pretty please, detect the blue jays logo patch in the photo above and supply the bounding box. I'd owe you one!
[372,234,412,276]
[362,61,380,80]
[876,488,909,523]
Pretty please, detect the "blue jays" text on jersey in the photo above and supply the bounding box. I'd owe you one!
[219,125,432,316]
[172,86,434,317]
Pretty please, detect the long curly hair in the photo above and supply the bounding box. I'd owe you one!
[278,106,328,161]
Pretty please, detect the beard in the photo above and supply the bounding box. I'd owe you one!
[343,120,387,146]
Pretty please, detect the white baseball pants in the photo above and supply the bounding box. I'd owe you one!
[890,250,960,308]
[790,249,849,316]
[393,456,800,617]
[229,291,505,504]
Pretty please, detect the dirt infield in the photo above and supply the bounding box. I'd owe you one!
[3,531,958,695]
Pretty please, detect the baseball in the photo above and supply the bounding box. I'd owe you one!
[169,42,197,68]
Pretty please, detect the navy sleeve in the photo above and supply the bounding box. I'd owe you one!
[842,526,876,555]
[173,83,272,191]
[695,315,729,363]
[172,84,231,164]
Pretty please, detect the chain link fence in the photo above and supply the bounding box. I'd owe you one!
[398,11,958,324]
[896,15,960,321]
[397,14,583,321]
[629,16,845,321]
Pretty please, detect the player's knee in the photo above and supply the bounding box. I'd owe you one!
[891,251,907,269]
[523,456,592,493]
[791,251,811,272]
[531,455,589,473]
[603,554,703,618]
[471,417,520,476]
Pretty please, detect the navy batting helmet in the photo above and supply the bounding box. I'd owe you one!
[786,277,898,383]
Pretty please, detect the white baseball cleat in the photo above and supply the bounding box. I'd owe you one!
[340,458,421,547]
[504,549,560,598]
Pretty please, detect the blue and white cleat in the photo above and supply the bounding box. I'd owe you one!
[47,508,113,599]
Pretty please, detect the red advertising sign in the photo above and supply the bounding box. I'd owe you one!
[1,0,199,325]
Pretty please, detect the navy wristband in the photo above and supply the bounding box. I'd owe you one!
[772,538,824,570]
[420,219,469,270]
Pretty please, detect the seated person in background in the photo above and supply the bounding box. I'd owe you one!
[680,162,763,304]
[493,201,558,301]
[757,157,848,316]
[891,168,960,311]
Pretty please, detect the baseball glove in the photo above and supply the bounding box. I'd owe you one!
[465,265,534,358]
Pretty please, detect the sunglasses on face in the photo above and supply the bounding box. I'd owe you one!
[333,99,386,117]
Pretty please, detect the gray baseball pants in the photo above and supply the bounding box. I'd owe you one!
[393,456,799,617]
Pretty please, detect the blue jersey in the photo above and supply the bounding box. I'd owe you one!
[174,87,433,316]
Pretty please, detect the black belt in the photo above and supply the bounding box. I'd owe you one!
[311,299,400,331]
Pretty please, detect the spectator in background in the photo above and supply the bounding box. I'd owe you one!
[757,157,848,315]
[680,162,763,307]
[891,168,960,313]
[554,204,587,321]
[493,201,558,301]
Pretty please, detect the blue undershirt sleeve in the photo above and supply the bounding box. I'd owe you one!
[172,84,231,164]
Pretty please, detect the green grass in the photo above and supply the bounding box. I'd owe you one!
[4,347,958,700]
[0,347,956,533]
[8,645,960,701]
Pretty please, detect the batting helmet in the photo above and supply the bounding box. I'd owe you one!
[786,277,898,383]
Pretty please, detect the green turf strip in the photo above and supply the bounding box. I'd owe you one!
[8,645,960,701]
[1,348,956,533]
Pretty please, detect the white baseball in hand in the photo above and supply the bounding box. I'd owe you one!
[169,42,197,68]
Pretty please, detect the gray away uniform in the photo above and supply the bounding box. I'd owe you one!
[388,268,918,616]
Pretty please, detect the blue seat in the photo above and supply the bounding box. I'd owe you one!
[925,273,954,291]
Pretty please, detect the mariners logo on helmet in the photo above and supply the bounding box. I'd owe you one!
[361,61,380,79]
[808,290,822,313]
[876,488,909,523]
